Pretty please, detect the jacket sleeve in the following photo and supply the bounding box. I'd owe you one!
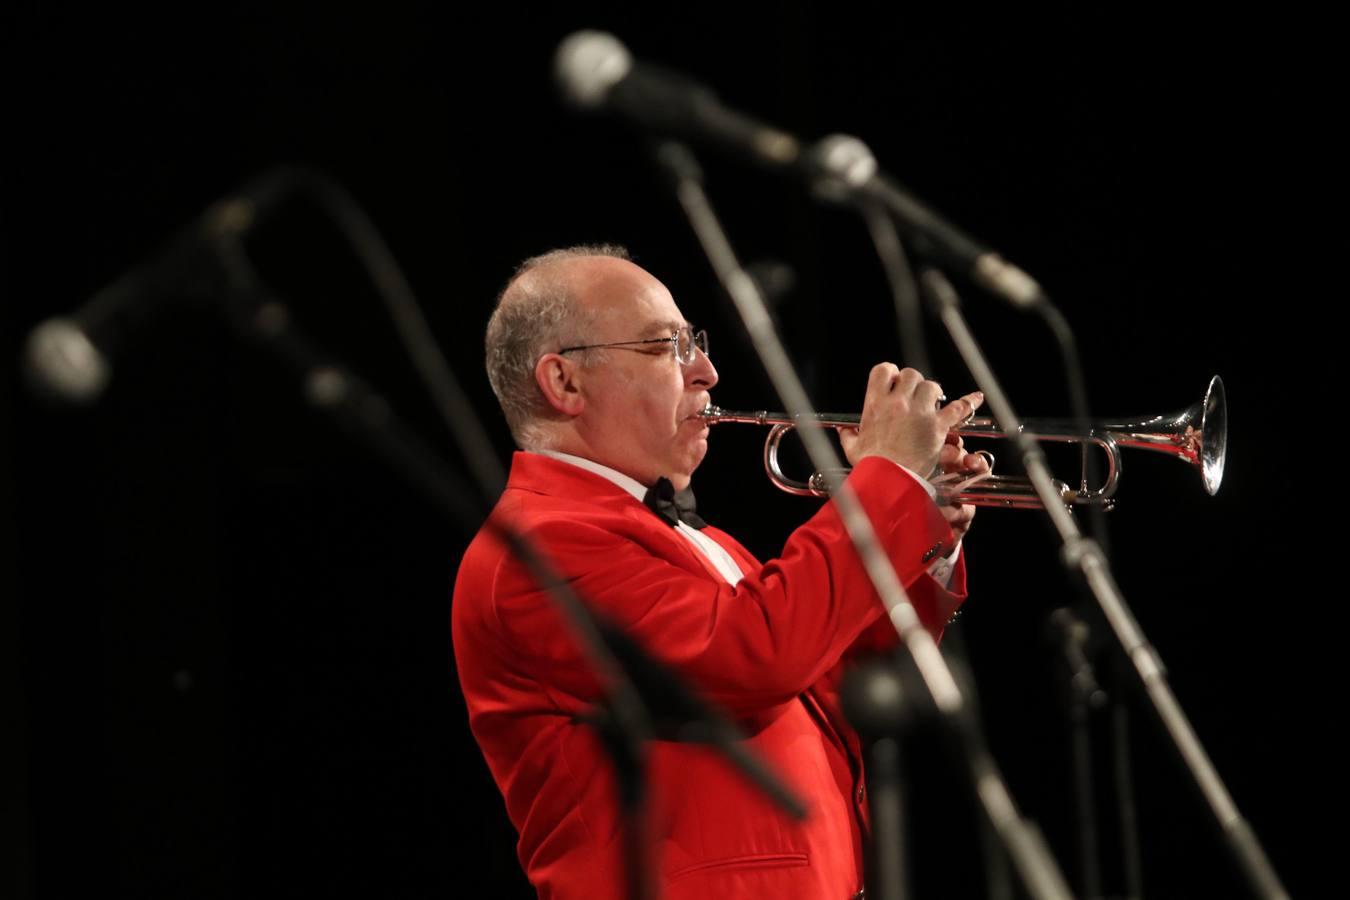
[841,547,967,661]
[487,456,961,719]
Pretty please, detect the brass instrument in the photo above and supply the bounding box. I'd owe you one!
[699,376,1226,509]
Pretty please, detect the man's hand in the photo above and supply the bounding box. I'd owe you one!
[838,364,982,476]
[935,433,989,543]
[837,364,985,544]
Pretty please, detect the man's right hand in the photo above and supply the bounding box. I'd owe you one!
[838,364,983,476]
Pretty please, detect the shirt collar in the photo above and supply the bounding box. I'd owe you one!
[533,450,650,503]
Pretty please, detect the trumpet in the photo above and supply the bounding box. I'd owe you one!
[699,376,1227,509]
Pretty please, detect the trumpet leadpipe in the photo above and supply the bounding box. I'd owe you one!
[698,406,860,428]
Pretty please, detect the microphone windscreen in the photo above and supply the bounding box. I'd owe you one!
[554,31,632,109]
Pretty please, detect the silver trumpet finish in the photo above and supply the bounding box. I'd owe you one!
[699,376,1226,509]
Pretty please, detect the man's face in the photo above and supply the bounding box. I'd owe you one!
[564,257,718,490]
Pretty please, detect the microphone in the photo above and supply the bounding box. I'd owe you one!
[810,135,1045,308]
[554,30,802,170]
[554,31,1045,309]
[23,175,288,404]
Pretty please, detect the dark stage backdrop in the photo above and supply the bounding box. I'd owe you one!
[3,4,1332,899]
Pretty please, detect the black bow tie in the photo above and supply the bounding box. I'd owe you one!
[643,477,706,529]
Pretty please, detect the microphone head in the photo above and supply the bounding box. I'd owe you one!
[808,134,879,203]
[554,30,632,109]
[23,318,111,404]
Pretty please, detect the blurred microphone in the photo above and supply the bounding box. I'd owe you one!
[554,30,802,169]
[554,31,1044,308]
[23,175,289,404]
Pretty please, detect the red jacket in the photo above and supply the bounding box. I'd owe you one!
[452,452,966,899]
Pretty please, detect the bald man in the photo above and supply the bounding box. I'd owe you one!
[453,245,985,900]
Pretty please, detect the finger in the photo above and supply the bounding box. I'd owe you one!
[892,367,925,396]
[938,443,964,472]
[948,502,976,524]
[940,503,975,530]
[964,452,991,474]
[913,378,944,408]
[958,391,985,413]
[944,432,965,448]
[867,363,901,396]
[940,443,995,475]
[936,394,982,430]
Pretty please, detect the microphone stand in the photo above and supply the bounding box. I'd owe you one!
[1048,608,1108,899]
[650,138,1075,900]
[214,208,810,900]
[814,140,1147,899]
[1048,606,1144,900]
[24,172,809,900]
[919,268,1289,900]
[840,177,1012,900]
[225,292,655,900]
[839,659,919,900]
[858,196,931,377]
[1110,679,1144,900]
[812,134,1259,898]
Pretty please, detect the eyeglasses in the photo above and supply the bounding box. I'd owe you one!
[559,325,710,366]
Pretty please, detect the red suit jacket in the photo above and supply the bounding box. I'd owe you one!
[452,452,966,899]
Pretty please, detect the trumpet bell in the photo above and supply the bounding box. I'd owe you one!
[1103,374,1225,496]
[1200,375,1226,495]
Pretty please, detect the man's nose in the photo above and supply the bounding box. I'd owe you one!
[686,347,718,390]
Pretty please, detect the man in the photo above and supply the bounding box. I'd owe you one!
[453,245,987,899]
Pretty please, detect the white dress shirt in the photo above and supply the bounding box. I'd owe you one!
[534,450,961,588]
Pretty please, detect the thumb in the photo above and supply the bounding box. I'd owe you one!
[838,427,861,464]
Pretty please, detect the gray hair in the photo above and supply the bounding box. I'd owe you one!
[485,244,631,449]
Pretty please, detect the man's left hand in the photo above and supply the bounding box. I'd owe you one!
[937,435,988,543]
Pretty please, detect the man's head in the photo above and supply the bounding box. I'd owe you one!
[486,246,718,489]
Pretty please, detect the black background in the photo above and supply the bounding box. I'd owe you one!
[3,3,1334,898]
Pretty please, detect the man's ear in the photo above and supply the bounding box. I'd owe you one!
[534,353,585,416]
